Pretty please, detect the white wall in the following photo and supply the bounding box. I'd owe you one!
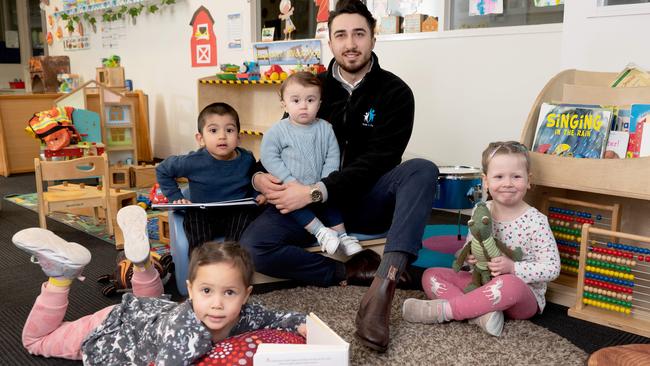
[43,1,567,168]
[562,2,650,71]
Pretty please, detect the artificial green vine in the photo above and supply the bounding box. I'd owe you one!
[60,0,176,33]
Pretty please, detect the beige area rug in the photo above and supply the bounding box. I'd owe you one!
[252,286,588,365]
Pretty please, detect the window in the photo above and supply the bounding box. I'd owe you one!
[448,0,563,30]
[256,0,322,41]
[0,0,44,64]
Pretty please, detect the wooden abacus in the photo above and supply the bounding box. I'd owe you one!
[568,225,650,337]
[541,196,621,306]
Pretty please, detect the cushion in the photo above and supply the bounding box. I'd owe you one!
[193,329,305,365]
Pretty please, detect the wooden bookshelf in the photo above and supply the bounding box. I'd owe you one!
[520,69,650,306]
[197,76,284,157]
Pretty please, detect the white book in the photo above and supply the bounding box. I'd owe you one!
[604,130,630,159]
[253,313,349,366]
[151,197,257,210]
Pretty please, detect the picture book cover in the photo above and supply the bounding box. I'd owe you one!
[626,119,645,158]
[532,103,613,159]
[604,131,629,159]
[629,104,650,133]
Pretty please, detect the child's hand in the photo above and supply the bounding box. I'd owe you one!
[488,256,514,276]
[173,198,192,204]
[297,323,307,338]
[467,254,478,265]
[255,194,267,205]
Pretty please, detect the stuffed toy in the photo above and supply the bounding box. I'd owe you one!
[97,250,173,297]
[25,106,82,151]
[453,201,523,293]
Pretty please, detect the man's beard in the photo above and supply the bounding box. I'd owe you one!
[337,54,371,74]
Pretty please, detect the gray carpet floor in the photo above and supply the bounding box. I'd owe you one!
[1,172,648,365]
[253,286,588,365]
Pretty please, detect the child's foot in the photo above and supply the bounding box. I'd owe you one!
[12,228,91,279]
[338,233,363,256]
[117,205,150,265]
[469,311,504,337]
[315,227,340,255]
[402,298,452,324]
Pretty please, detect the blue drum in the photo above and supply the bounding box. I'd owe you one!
[433,166,483,209]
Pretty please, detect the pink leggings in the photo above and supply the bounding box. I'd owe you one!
[422,267,538,320]
[22,265,164,360]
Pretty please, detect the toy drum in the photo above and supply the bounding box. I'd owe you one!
[433,166,483,209]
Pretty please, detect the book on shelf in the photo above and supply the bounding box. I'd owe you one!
[611,64,650,88]
[629,104,650,133]
[604,131,630,159]
[152,197,257,210]
[532,103,613,159]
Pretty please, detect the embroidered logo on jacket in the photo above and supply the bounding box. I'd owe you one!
[362,108,376,127]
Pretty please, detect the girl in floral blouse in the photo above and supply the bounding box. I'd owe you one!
[14,206,306,365]
[402,141,560,336]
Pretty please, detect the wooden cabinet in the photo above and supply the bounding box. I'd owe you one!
[0,90,151,177]
[520,69,650,306]
[197,78,284,157]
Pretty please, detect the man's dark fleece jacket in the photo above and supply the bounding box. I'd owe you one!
[317,52,415,205]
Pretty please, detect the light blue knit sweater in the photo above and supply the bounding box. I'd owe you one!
[261,118,340,185]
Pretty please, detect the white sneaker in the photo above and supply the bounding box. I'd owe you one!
[117,205,150,265]
[338,233,363,256]
[315,227,340,255]
[402,298,451,324]
[12,227,91,279]
[469,311,504,336]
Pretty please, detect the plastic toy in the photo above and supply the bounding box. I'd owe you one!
[309,64,327,75]
[149,183,168,204]
[453,202,523,292]
[264,65,288,81]
[279,0,295,40]
[236,61,261,81]
[102,55,121,68]
[26,106,83,151]
[216,63,240,81]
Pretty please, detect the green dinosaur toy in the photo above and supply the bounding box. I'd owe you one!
[452,201,524,293]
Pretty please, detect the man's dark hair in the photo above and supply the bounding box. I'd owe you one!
[197,102,240,133]
[328,0,377,37]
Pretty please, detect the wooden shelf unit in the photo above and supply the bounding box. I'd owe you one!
[197,77,284,157]
[520,69,650,306]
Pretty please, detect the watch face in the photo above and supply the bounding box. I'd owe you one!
[311,189,322,202]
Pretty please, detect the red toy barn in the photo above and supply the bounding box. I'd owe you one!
[189,6,217,67]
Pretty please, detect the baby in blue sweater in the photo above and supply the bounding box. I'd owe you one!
[156,102,264,252]
[261,72,362,256]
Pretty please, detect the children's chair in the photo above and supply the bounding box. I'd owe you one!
[34,154,113,235]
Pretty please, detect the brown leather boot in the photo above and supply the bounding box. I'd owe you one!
[354,266,398,352]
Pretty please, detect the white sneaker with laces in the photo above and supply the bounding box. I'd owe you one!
[469,311,504,337]
[315,227,340,255]
[338,233,363,256]
[117,205,150,265]
[12,227,91,279]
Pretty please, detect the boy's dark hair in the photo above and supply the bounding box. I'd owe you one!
[279,71,322,100]
[187,241,254,287]
[197,102,240,133]
[328,0,377,37]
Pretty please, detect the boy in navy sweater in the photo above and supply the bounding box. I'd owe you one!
[156,102,264,252]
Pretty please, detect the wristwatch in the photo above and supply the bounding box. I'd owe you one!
[310,185,323,203]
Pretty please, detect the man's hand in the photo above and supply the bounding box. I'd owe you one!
[255,194,267,205]
[172,198,191,204]
[253,173,284,196]
[487,256,515,277]
[267,180,311,214]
